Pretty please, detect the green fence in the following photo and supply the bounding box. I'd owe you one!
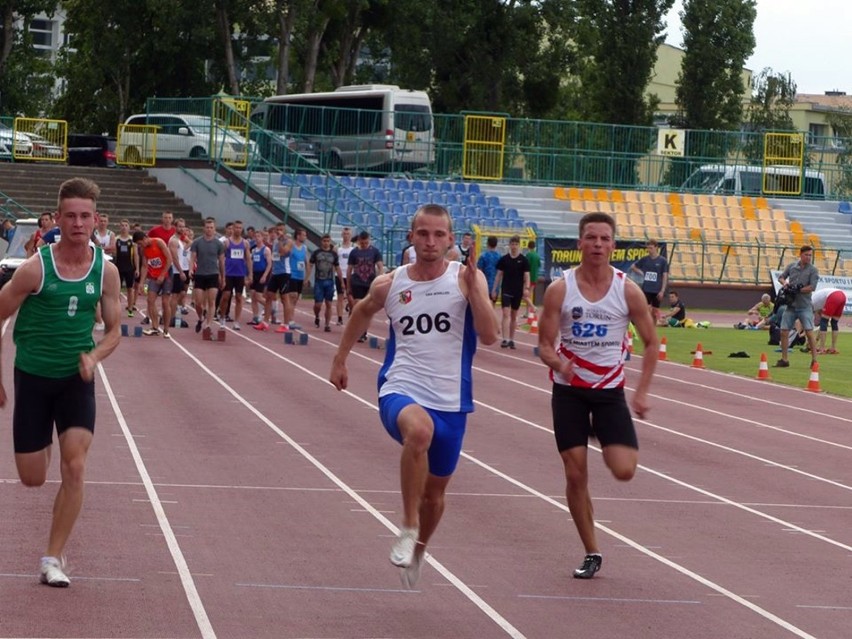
[145,96,852,200]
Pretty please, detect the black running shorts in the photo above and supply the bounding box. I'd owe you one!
[551,383,638,452]
[13,367,96,454]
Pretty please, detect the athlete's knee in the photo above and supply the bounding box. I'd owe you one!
[402,422,432,453]
[610,464,636,481]
[19,469,47,487]
[60,455,87,487]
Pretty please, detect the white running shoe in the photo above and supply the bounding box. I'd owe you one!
[233,322,241,331]
[389,526,418,567]
[39,556,70,587]
[400,552,423,589]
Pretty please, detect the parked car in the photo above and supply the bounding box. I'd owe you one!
[67,134,117,167]
[0,217,38,288]
[251,130,319,171]
[119,113,253,164]
[0,123,33,160]
[25,131,65,160]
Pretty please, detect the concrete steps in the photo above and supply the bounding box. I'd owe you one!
[0,163,205,230]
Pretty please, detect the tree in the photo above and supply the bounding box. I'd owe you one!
[743,67,796,161]
[0,0,60,115]
[55,0,218,134]
[575,0,675,126]
[674,0,756,131]
[667,0,756,186]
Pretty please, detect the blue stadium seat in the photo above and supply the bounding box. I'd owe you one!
[525,221,539,234]
[426,180,439,192]
[397,180,411,191]
[310,175,325,187]
[468,183,481,194]
[280,174,298,186]
[391,202,405,215]
[839,201,852,214]
[411,179,425,191]
[296,174,311,187]
[382,177,397,190]
[354,176,368,189]
[491,206,506,219]
[506,207,520,220]
[373,189,388,202]
[338,176,354,188]
[368,177,383,189]
[439,182,454,193]
[386,190,402,203]
[454,182,467,193]
[403,191,419,203]
[486,195,501,207]
[404,202,419,215]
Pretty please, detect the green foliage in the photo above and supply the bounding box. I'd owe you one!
[674,0,756,131]
[743,68,797,162]
[576,0,674,126]
[825,110,852,199]
[52,0,219,134]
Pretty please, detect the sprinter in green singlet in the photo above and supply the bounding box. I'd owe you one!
[0,177,121,587]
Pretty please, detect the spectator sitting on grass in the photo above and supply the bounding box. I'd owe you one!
[735,293,773,329]
[660,290,687,327]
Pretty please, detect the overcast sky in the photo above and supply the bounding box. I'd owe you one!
[664,1,851,95]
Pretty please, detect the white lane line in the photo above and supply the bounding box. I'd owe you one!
[98,363,217,639]
[169,331,527,639]
[219,329,819,638]
[461,454,818,639]
[518,594,701,605]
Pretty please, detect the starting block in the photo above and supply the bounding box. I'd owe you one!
[284,330,309,345]
[368,336,386,350]
[201,327,227,342]
[121,324,143,337]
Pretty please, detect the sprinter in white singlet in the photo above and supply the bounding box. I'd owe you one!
[330,204,498,589]
[538,211,659,581]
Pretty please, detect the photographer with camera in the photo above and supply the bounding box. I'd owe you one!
[774,245,819,368]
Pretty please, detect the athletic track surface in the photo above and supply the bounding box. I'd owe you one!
[1,302,850,639]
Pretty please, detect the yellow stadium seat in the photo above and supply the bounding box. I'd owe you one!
[581,188,595,201]
[610,190,625,203]
[622,190,641,202]
[568,187,581,200]
[554,186,569,200]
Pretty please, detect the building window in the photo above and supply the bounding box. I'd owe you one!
[29,18,54,49]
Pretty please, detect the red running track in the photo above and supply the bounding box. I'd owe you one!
[1,303,851,639]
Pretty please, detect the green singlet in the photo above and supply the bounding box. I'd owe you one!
[14,244,103,378]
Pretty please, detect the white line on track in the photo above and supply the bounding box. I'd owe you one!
[98,363,217,639]
[167,330,528,639]
[207,327,820,638]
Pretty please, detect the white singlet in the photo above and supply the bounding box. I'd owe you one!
[552,266,630,389]
[378,261,476,412]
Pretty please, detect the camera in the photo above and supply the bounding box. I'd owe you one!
[775,284,800,307]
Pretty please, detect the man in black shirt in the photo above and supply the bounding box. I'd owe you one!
[492,235,530,349]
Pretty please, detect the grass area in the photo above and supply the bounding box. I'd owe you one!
[631,325,851,397]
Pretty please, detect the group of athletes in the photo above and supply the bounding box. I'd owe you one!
[3,177,659,592]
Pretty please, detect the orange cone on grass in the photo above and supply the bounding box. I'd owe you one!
[691,343,705,368]
[756,353,770,380]
[658,336,667,361]
[806,361,822,392]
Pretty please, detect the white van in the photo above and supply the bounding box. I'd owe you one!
[119,113,252,164]
[681,164,827,199]
[251,85,435,173]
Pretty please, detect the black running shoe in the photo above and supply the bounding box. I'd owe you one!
[142,316,151,325]
[315,315,320,327]
[357,332,368,343]
[774,359,790,368]
[573,554,602,579]
[195,320,202,334]
[500,340,509,348]
[508,340,516,350]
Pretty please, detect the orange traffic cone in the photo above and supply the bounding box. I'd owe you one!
[756,353,770,380]
[658,336,667,361]
[691,343,705,368]
[528,310,539,335]
[806,361,822,392]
